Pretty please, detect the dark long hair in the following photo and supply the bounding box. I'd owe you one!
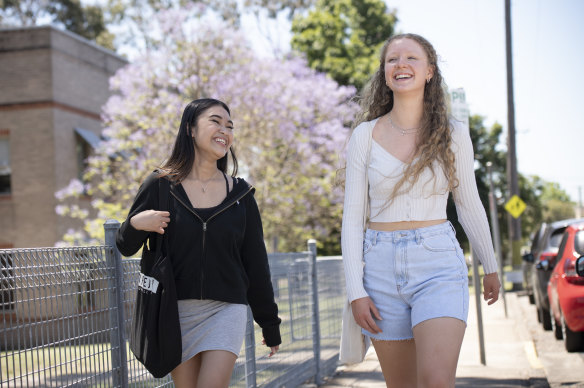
[160,98,238,181]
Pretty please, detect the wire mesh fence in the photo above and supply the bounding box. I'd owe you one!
[1,247,118,387]
[0,222,345,387]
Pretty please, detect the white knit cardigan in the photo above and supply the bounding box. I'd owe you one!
[341,118,498,303]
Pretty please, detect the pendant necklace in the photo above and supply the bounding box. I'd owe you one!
[388,114,420,136]
[199,170,219,193]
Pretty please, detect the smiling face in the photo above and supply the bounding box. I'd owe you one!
[192,105,234,160]
[384,38,434,96]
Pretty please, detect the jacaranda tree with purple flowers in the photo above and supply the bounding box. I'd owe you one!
[56,7,358,253]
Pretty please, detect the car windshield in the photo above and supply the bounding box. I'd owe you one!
[575,231,584,256]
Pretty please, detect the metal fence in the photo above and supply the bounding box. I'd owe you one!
[1,220,345,387]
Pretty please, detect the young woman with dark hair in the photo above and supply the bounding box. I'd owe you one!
[117,98,281,388]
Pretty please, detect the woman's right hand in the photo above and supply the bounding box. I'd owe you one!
[351,297,382,334]
[130,210,170,234]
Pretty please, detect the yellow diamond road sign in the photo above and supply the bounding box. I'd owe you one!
[505,195,526,219]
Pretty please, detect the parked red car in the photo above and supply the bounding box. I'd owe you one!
[547,221,584,352]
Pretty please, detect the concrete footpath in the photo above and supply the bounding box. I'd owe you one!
[318,292,551,387]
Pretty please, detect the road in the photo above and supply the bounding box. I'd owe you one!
[515,292,584,387]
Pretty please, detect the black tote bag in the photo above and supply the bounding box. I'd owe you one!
[129,177,182,378]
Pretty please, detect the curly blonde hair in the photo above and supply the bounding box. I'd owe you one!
[354,33,458,205]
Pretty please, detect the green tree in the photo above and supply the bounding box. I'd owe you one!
[49,0,114,49]
[0,0,46,25]
[447,115,506,252]
[539,180,575,222]
[447,114,576,262]
[516,176,575,234]
[517,174,545,241]
[543,199,576,222]
[244,0,316,19]
[541,181,573,203]
[0,0,114,49]
[290,0,397,90]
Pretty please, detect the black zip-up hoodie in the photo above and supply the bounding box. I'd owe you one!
[116,172,281,346]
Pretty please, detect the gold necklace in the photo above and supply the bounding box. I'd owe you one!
[388,114,420,136]
[198,170,220,193]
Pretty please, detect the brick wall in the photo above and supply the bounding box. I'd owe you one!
[0,26,127,247]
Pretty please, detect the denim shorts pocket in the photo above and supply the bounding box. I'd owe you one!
[363,238,373,255]
[450,236,468,270]
[421,233,456,252]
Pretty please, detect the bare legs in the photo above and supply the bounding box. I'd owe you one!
[171,350,238,388]
[373,338,417,387]
[373,317,466,388]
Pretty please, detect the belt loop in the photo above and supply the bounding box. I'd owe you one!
[415,230,421,244]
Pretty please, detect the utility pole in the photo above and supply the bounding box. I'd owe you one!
[505,0,521,285]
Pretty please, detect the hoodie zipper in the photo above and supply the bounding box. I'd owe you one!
[171,186,253,299]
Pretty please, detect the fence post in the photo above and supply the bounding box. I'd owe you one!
[308,239,322,385]
[104,220,129,388]
[471,246,486,365]
[487,162,507,318]
[244,307,257,388]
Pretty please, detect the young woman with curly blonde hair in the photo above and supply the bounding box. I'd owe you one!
[341,33,501,387]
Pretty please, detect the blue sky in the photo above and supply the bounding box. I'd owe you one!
[242,0,584,203]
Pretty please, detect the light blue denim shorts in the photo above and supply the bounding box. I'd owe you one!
[362,221,469,340]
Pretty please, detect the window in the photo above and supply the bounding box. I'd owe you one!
[575,230,584,257]
[549,227,567,249]
[530,223,545,252]
[76,136,91,182]
[556,232,569,260]
[0,132,10,195]
[74,128,100,183]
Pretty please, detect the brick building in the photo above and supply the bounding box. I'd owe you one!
[0,26,127,248]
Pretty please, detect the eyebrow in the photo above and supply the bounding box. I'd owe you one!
[209,114,233,126]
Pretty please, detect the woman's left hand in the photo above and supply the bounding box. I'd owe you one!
[262,338,279,357]
[483,272,501,305]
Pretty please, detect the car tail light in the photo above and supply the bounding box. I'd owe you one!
[564,257,584,285]
[539,252,557,262]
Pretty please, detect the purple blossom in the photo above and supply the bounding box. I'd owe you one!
[55,179,86,200]
[56,10,359,251]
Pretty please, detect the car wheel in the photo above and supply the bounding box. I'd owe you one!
[561,310,584,352]
[551,308,563,340]
[540,306,552,331]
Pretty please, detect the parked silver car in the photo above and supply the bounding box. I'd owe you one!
[522,223,547,304]
[522,217,584,330]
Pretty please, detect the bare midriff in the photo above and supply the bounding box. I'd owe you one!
[369,219,447,231]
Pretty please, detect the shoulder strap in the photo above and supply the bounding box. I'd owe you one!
[155,177,170,257]
[363,123,373,231]
[222,172,229,194]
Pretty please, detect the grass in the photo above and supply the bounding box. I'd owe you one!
[1,343,114,381]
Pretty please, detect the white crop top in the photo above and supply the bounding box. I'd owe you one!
[341,117,498,302]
